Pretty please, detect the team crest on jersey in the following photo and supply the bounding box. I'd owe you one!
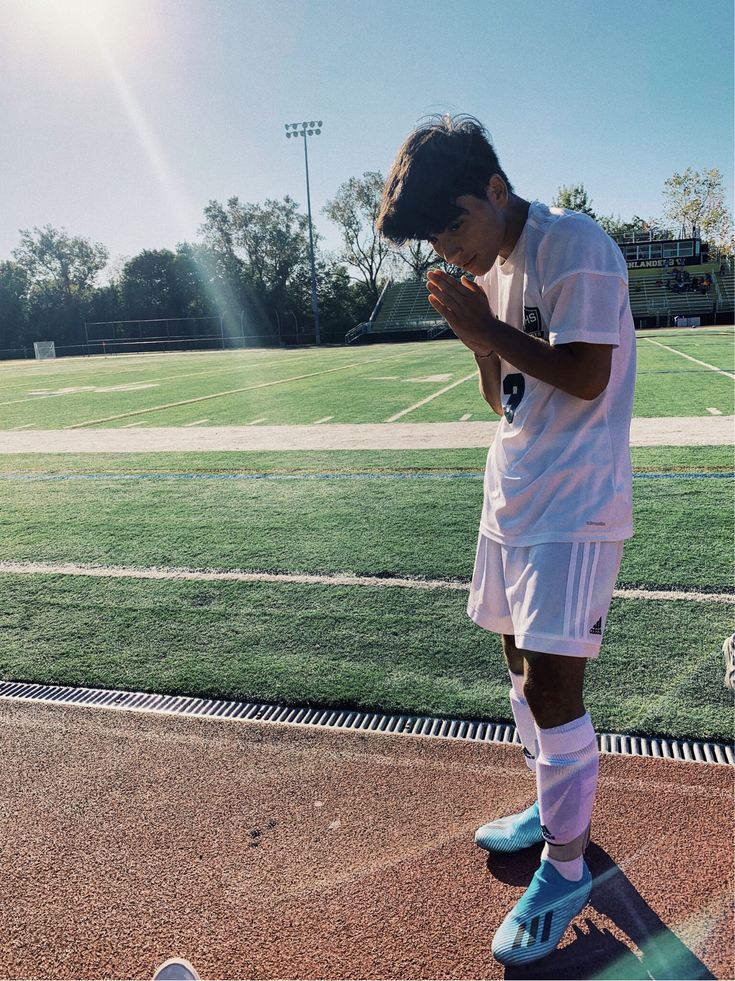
[523,306,544,338]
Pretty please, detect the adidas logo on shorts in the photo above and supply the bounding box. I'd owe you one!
[589,617,603,635]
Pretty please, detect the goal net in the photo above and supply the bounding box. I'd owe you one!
[34,341,56,360]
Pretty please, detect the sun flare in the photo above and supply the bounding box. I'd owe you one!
[28,0,133,50]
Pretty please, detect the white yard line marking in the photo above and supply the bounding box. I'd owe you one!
[121,423,144,428]
[460,413,472,421]
[706,408,723,415]
[313,416,334,424]
[0,561,731,603]
[247,418,267,425]
[63,349,423,430]
[644,338,735,379]
[183,419,209,427]
[385,371,478,422]
[11,424,34,430]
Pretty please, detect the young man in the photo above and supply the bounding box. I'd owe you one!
[376,115,635,966]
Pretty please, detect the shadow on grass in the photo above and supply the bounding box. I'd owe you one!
[486,843,715,980]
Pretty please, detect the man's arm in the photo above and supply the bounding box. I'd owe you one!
[474,351,502,415]
[428,270,613,401]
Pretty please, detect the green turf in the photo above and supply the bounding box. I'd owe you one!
[0,449,731,588]
[0,330,732,428]
[0,574,730,742]
[0,446,732,741]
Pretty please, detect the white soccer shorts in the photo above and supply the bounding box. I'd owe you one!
[467,534,625,659]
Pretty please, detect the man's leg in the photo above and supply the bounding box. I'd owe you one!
[517,642,597,881]
[502,635,539,772]
[474,636,543,852]
[491,638,597,965]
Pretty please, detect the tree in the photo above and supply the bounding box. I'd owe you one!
[12,225,109,349]
[597,214,651,239]
[551,183,597,218]
[119,249,179,320]
[323,172,393,304]
[201,195,312,336]
[393,240,440,280]
[662,167,733,256]
[12,225,108,297]
[0,261,30,351]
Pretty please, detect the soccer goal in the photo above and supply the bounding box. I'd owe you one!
[33,341,56,360]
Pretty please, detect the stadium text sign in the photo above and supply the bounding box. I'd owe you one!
[626,257,692,269]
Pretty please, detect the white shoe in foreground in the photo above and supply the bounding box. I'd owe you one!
[491,859,592,965]
[153,957,201,980]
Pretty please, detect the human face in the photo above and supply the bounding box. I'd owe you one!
[426,177,516,276]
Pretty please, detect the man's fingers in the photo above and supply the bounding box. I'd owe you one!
[428,293,456,327]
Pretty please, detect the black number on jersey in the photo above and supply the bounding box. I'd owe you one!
[503,373,525,423]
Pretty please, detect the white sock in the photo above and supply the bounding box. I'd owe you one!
[508,671,538,773]
[535,713,598,882]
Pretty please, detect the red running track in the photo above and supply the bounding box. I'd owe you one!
[0,700,731,980]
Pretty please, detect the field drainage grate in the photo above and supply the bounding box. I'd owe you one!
[0,680,731,766]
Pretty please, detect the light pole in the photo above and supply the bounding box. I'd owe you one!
[285,120,322,345]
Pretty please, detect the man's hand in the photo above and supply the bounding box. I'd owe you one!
[427,270,494,356]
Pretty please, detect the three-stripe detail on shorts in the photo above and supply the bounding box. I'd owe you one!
[563,542,602,639]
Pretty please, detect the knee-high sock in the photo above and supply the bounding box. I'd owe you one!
[535,713,598,881]
[508,671,538,773]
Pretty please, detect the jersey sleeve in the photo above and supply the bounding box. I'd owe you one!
[538,214,629,347]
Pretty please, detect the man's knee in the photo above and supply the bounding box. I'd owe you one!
[522,651,587,728]
[502,634,524,676]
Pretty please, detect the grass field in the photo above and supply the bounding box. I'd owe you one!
[0,330,732,743]
[0,329,733,429]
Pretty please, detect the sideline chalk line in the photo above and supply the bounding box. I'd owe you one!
[0,560,731,603]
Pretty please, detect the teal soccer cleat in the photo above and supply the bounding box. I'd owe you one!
[491,859,592,965]
[474,800,544,852]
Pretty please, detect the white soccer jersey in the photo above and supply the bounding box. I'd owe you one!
[475,201,636,545]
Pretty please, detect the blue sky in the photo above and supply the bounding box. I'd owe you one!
[0,0,732,276]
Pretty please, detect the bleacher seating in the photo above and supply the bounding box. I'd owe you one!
[345,262,734,343]
[628,263,733,326]
[715,265,735,309]
[345,280,447,344]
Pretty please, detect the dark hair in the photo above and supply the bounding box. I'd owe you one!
[376,114,513,245]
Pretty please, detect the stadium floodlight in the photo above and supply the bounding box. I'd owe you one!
[284,119,323,344]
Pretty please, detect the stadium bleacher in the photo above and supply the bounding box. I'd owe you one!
[345,239,734,342]
[345,280,448,344]
[628,263,733,328]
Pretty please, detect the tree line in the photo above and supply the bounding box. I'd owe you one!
[0,166,731,357]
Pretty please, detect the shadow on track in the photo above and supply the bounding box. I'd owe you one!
[486,843,715,980]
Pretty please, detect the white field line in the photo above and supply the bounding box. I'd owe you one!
[0,354,304,400]
[0,560,731,603]
[0,349,410,408]
[644,338,735,379]
[62,348,429,430]
[183,419,209,427]
[0,349,389,405]
[385,371,478,422]
[313,416,334,424]
[11,424,33,430]
[247,418,267,425]
[707,408,723,415]
[460,413,472,421]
